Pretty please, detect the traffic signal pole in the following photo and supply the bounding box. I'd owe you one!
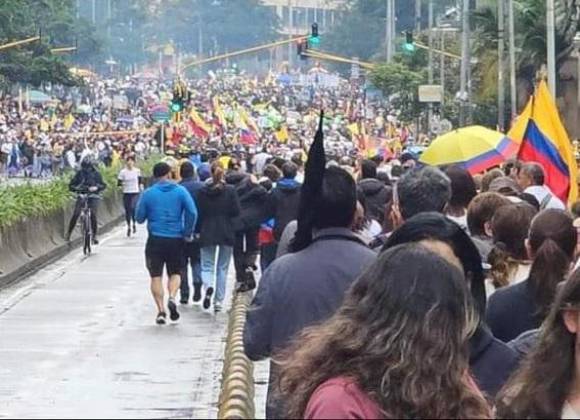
[0,36,40,52]
[181,36,309,72]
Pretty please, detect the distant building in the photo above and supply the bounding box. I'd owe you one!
[262,0,346,69]
[262,0,346,35]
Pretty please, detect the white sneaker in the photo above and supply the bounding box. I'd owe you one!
[214,301,223,313]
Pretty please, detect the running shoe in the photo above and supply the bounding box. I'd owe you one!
[168,298,180,322]
[214,301,223,313]
[203,287,214,310]
[156,312,167,325]
[193,283,202,303]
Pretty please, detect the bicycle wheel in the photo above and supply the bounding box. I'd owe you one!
[81,213,92,256]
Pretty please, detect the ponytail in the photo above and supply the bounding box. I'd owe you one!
[529,238,571,318]
[488,242,518,289]
[211,161,225,185]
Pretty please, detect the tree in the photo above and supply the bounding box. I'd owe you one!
[371,62,426,123]
[0,0,101,87]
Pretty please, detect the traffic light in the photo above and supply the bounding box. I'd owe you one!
[309,23,320,45]
[403,31,415,52]
[297,39,309,60]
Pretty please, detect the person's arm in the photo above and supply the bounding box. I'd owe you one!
[95,171,107,193]
[69,171,83,193]
[243,265,277,361]
[117,170,124,188]
[135,192,148,224]
[182,188,198,239]
[228,187,241,218]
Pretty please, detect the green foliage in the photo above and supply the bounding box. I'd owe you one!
[371,62,426,123]
[0,0,101,86]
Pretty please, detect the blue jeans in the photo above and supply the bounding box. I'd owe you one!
[200,245,233,303]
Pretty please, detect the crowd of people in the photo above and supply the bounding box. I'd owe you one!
[7,69,580,419]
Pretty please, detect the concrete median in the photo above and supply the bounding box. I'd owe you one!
[0,190,125,288]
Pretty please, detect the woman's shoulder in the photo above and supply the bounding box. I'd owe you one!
[305,376,384,420]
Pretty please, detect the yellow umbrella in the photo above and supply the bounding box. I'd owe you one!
[419,125,519,174]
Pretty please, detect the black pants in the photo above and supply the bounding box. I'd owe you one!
[68,196,99,238]
[234,229,260,283]
[180,241,202,301]
[123,193,139,226]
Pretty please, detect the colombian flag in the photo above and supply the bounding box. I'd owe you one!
[189,107,211,138]
[508,80,578,203]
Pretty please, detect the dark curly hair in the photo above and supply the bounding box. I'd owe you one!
[276,244,491,419]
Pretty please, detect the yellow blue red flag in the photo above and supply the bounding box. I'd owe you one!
[509,80,578,203]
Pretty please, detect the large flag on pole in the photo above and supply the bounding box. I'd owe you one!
[189,107,211,138]
[508,80,578,203]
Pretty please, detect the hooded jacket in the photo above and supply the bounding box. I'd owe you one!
[233,177,269,232]
[69,165,107,194]
[136,180,197,239]
[358,178,392,224]
[267,178,302,241]
[196,181,241,247]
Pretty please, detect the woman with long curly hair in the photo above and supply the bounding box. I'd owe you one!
[276,243,492,419]
[497,268,580,418]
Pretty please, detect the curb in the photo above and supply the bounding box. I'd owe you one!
[218,292,255,419]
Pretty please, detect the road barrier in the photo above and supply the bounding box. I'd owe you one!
[217,291,256,419]
[0,191,124,288]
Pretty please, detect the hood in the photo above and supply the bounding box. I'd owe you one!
[469,325,494,363]
[202,180,227,196]
[359,178,386,196]
[238,179,267,203]
[226,171,248,186]
[154,180,180,192]
[277,178,301,192]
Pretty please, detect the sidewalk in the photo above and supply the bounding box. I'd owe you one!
[0,227,230,419]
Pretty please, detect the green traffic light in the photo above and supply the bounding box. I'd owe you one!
[403,43,416,52]
[309,35,320,45]
[171,102,182,112]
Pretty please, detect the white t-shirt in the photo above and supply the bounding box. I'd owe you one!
[118,168,141,194]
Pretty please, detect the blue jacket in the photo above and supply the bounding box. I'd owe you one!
[136,180,197,239]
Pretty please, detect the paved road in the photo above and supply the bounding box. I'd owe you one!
[0,227,231,419]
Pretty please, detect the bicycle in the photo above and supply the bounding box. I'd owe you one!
[78,193,93,256]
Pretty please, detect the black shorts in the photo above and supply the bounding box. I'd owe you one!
[145,236,184,277]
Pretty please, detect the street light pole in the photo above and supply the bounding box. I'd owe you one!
[288,0,293,70]
[386,0,392,62]
[547,0,557,97]
[440,27,446,121]
[498,0,505,131]
[428,0,434,135]
[508,0,517,121]
[459,0,470,126]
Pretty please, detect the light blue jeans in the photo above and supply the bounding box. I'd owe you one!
[200,245,233,303]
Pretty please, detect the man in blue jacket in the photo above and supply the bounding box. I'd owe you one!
[136,162,197,325]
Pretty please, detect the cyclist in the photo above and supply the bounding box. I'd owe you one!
[65,157,106,244]
[117,156,143,237]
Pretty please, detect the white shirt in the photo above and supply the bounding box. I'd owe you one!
[562,401,580,419]
[525,185,566,210]
[118,168,141,194]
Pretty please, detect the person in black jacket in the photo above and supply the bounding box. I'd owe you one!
[262,162,301,268]
[384,212,519,399]
[178,162,205,304]
[65,157,107,244]
[233,175,268,292]
[357,159,391,225]
[196,161,241,313]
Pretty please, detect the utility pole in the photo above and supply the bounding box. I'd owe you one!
[428,0,434,135]
[91,0,96,25]
[288,0,293,69]
[440,27,446,120]
[386,0,392,62]
[459,0,470,126]
[547,0,556,97]
[498,0,505,131]
[508,0,517,120]
[416,0,422,32]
